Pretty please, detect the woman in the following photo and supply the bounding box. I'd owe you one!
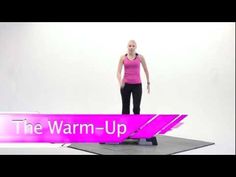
[117,40,150,114]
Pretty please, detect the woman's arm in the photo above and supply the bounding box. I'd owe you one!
[140,55,150,94]
[117,55,124,87]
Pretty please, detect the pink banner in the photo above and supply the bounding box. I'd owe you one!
[0,113,187,143]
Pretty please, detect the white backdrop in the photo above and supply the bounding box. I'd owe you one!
[0,22,235,154]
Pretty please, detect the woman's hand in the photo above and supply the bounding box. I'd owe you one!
[120,82,125,89]
[147,83,150,94]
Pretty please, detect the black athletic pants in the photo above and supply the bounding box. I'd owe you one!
[120,83,142,114]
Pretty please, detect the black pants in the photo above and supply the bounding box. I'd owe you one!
[120,83,142,114]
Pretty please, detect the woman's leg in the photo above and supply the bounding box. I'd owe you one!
[132,84,142,114]
[120,84,132,114]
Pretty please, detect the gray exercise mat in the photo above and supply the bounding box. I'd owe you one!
[68,135,214,155]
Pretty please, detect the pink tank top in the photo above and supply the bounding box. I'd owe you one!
[123,53,141,84]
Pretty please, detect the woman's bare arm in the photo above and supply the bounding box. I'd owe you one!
[117,55,124,87]
[140,55,150,94]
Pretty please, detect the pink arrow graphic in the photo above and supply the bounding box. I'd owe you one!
[130,114,187,139]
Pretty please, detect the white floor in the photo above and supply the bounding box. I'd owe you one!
[0,143,95,155]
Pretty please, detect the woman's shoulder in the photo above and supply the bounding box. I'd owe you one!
[137,53,144,61]
[120,54,126,61]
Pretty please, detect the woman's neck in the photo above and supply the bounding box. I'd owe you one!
[128,52,135,57]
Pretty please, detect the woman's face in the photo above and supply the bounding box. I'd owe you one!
[128,41,136,53]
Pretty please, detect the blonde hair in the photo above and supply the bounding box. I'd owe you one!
[128,40,137,45]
